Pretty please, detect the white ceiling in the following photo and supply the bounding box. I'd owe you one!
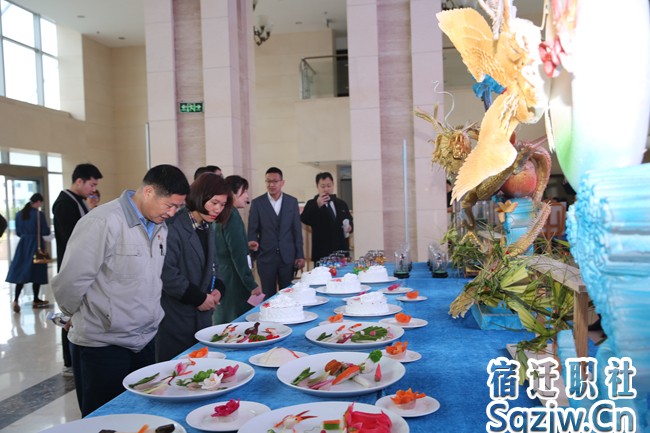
[9,0,147,47]
[7,0,545,89]
[8,0,546,48]
[8,0,349,48]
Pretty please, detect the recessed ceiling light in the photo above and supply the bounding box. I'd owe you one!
[295,21,302,25]
[77,15,85,18]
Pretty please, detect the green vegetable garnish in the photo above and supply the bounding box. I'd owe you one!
[350,326,388,342]
[211,333,226,342]
[317,332,332,341]
[368,349,382,363]
[128,372,160,388]
[291,367,315,385]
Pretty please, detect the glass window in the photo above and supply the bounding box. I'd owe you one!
[3,39,37,104]
[0,0,35,46]
[40,18,57,56]
[1,1,59,109]
[42,55,60,109]
[47,155,62,172]
[9,151,41,167]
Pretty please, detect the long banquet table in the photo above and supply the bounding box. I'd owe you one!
[91,262,537,432]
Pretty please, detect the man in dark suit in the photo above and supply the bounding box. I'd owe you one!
[52,163,103,378]
[301,172,353,264]
[248,167,305,298]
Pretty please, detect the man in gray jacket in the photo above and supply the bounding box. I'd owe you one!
[52,164,190,416]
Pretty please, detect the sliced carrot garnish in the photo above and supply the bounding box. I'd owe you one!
[188,347,209,358]
[328,312,344,323]
[406,291,419,299]
[386,341,408,355]
[137,424,149,433]
[391,388,426,404]
[332,364,360,385]
[395,312,412,324]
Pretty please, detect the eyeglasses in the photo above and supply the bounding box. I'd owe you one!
[265,179,282,185]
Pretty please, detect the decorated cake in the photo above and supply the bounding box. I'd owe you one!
[358,265,389,283]
[325,273,361,294]
[259,294,304,322]
[345,291,389,315]
[300,266,333,285]
[280,282,318,305]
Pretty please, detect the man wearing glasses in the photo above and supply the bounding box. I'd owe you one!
[248,167,305,299]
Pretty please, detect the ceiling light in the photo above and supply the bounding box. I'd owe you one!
[254,13,272,46]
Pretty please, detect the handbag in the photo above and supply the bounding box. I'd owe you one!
[33,209,54,264]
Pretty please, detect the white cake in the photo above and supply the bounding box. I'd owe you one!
[280,283,318,305]
[259,294,304,322]
[345,291,389,315]
[300,266,333,285]
[325,273,361,294]
[358,265,389,283]
[257,347,301,366]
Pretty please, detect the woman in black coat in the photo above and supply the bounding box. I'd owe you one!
[155,173,233,362]
[6,193,51,312]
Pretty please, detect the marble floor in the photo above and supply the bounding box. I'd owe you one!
[0,262,81,433]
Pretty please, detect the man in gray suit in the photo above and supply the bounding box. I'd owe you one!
[248,167,305,298]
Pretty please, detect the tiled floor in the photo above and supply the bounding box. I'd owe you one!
[0,263,81,433]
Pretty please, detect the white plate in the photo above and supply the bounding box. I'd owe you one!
[318,319,355,326]
[181,350,226,360]
[186,400,271,432]
[195,322,292,349]
[376,395,440,417]
[379,317,428,329]
[305,321,404,349]
[245,311,318,325]
[358,276,399,284]
[315,285,372,296]
[122,358,254,401]
[39,414,186,433]
[381,349,422,363]
[379,286,413,295]
[276,351,406,397]
[396,295,428,302]
[303,295,330,307]
[334,304,402,317]
[239,401,408,433]
[249,349,308,368]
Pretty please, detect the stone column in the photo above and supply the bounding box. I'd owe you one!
[144,0,254,180]
[348,0,445,261]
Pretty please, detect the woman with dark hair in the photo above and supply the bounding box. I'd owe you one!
[155,173,232,361]
[6,193,51,312]
[213,175,263,324]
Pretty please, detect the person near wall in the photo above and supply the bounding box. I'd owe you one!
[156,173,230,361]
[248,167,305,299]
[51,164,189,417]
[300,172,353,264]
[86,189,101,210]
[213,175,263,324]
[52,163,103,378]
[6,193,51,313]
[194,165,223,179]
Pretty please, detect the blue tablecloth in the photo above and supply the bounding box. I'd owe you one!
[91,262,537,432]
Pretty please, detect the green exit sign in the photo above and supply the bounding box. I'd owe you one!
[179,102,203,113]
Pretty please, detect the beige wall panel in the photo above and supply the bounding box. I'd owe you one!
[295,98,351,164]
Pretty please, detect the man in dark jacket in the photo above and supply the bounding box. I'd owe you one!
[52,163,102,377]
[300,172,353,264]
